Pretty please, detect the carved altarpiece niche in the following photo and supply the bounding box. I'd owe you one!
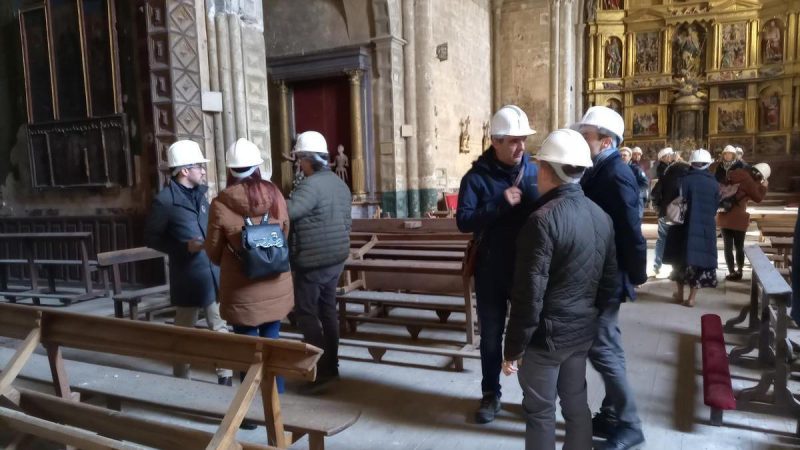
[584,2,797,163]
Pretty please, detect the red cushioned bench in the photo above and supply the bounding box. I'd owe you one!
[701,314,737,425]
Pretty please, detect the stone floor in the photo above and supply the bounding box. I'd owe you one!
[2,238,799,449]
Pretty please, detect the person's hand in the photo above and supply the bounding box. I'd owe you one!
[504,187,522,207]
[187,237,204,253]
[502,359,521,376]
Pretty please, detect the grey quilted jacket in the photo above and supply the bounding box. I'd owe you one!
[504,183,619,360]
[287,169,352,271]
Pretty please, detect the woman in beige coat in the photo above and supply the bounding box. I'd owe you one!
[206,138,293,392]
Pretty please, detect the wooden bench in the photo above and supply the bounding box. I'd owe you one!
[0,303,356,449]
[724,246,800,433]
[0,232,104,305]
[97,247,171,320]
[0,346,360,450]
[700,314,736,425]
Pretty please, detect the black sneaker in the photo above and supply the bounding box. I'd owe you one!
[602,426,645,450]
[217,376,232,387]
[475,394,501,424]
[592,411,618,438]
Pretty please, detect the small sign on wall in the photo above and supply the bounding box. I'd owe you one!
[436,43,448,61]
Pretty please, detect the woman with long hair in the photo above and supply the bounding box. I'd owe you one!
[205,138,293,393]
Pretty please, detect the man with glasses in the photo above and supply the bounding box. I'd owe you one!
[144,140,232,386]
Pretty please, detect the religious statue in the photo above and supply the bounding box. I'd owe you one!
[605,38,622,78]
[760,92,781,131]
[459,116,471,153]
[673,24,704,76]
[762,19,783,64]
[673,74,707,101]
[481,121,491,152]
[334,145,349,182]
[603,0,622,10]
[585,0,597,22]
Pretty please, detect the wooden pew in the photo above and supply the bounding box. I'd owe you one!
[96,247,171,320]
[0,303,353,449]
[724,246,800,433]
[0,232,104,305]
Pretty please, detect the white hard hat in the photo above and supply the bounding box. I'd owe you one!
[167,140,209,168]
[490,105,536,137]
[573,106,625,143]
[632,147,643,155]
[537,129,593,168]
[689,149,713,164]
[293,131,329,154]
[753,163,771,180]
[735,146,744,156]
[226,138,264,168]
[619,147,632,156]
[657,147,674,159]
[722,145,737,154]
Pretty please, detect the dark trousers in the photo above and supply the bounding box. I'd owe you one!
[721,228,745,273]
[232,321,284,393]
[475,263,511,397]
[588,302,641,429]
[518,341,593,450]
[294,263,344,378]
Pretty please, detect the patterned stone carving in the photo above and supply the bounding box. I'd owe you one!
[145,0,205,180]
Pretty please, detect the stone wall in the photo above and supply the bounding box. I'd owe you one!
[263,0,372,58]
[430,0,492,192]
[496,0,552,148]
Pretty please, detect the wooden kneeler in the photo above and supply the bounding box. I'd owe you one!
[0,304,322,449]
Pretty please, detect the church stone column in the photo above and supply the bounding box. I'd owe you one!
[415,0,437,214]
[346,69,367,202]
[277,81,293,194]
[549,0,561,131]
[559,0,575,125]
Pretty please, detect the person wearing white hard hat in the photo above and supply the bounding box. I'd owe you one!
[662,149,719,307]
[714,145,745,184]
[456,105,540,424]
[143,140,232,385]
[204,138,292,402]
[652,147,673,180]
[619,147,632,163]
[287,131,352,392]
[716,161,770,281]
[574,106,646,450]
[735,146,744,163]
[501,129,616,450]
[622,147,649,219]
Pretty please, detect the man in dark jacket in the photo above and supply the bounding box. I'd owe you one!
[576,106,647,450]
[288,131,352,388]
[457,105,539,424]
[503,129,617,450]
[143,140,231,385]
[629,147,650,218]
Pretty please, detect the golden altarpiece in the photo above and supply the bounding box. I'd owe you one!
[585,0,799,175]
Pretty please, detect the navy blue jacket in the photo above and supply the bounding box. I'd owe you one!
[629,162,649,201]
[144,182,220,308]
[791,214,800,324]
[580,149,647,301]
[456,149,539,275]
[681,168,720,268]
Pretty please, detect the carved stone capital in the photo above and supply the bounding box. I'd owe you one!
[345,68,364,85]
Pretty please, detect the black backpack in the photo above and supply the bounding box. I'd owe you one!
[229,214,290,279]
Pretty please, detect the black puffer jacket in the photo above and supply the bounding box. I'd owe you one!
[504,184,618,359]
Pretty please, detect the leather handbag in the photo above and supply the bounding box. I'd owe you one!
[230,214,290,279]
[462,237,481,279]
[665,185,687,225]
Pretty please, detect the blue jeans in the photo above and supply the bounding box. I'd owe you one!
[654,217,670,270]
[475,263,512,398]
[232,322,284,393]
[588,303,641,429]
